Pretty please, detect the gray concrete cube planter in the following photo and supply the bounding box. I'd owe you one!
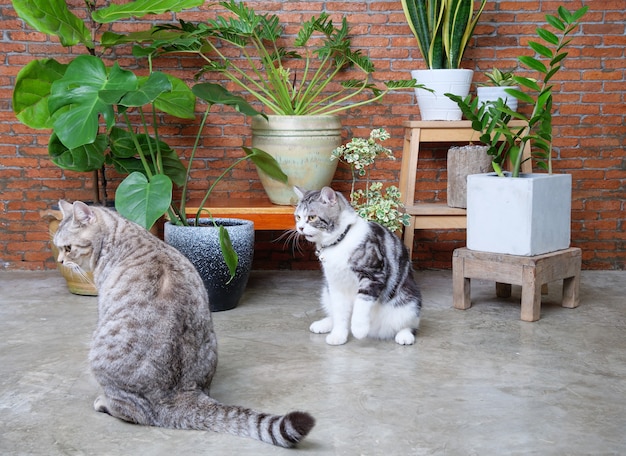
[164,218,254,312]
[466,173,572,256]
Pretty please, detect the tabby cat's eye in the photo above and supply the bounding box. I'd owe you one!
[307,215,318,222]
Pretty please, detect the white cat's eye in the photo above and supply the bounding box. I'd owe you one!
[295,215,301,221]
[308,215,318,222]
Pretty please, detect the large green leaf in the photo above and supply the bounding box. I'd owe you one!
[12,0,93,47]
[113,72,171,107]
[48,133,107,172]
[243,147,288,183]
[92,0,204,23]
[153,75,196,119]
[218,226,238,279]
[115,172,172,229]
[109,130,186,186]
[48,55,138,149]
[13,58,66,129]
[192,83,265,118]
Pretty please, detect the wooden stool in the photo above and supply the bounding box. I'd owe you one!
[452,247,582,322]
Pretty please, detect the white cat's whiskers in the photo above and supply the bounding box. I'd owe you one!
[274,230,304,256]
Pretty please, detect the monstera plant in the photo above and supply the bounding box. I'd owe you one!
[11,0,287,276]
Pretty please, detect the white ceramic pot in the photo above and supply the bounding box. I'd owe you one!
[476,86,519,112]
[411,69,474,121]
[466,173,572,256]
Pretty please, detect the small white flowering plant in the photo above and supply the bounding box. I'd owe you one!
[331,128,410,232]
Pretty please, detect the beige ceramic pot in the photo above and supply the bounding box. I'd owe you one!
[251,115,342,205]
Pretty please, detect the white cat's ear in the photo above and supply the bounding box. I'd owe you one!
[58,200,73,219]
[293,186,306,200]
[320,187,337,205]
[72,201,96,226]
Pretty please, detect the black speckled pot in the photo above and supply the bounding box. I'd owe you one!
[164,218,254,312]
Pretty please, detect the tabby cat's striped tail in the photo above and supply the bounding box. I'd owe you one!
[158,391,315,448]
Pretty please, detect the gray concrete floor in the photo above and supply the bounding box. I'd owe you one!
[1,269,625,455]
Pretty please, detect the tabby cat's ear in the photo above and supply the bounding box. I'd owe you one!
[320,187,337,206]
[72,201,96,226]
[293,186,306,201]
[58,200,73,219]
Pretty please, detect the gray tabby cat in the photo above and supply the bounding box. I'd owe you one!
[294,187,421,346]
[53,200,314,447]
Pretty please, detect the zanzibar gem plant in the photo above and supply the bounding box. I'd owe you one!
[401,0,488,69]
[446,5,588,177]
[111,0,424,116]
[331,129,410,232]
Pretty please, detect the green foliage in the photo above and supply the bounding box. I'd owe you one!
[445,5,588,177]
[478,68,517,87]
[123,0,425,116]
[332,129,410,232]
[11,0,288,278]
[401,0,487,69]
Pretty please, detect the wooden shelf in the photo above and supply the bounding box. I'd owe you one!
[398,120,531,257]
[184,198,295,231]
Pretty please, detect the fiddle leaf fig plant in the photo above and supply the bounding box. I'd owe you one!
[446,5,588,177]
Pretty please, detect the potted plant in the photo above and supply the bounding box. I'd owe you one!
[11,0,288,306]
[476,68,520,112]
[445,5,588,256]
[123,0,424,204]
[401,0,487,120]
[331,129,410,233]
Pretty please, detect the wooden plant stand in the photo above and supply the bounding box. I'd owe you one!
[399,120,532,258]
[452,247,582,322]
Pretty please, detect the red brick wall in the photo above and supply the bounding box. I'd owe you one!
[1,0,624,271]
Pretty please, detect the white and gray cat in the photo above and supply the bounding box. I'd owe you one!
[294,187,422,346]
[53,200,314,447]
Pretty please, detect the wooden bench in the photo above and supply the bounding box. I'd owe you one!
[184,198,295,230]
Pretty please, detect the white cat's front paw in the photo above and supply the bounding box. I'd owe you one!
[325,331,348,345]
[351,322,370,340]
[395,328,415,345]
[310,317,333,334]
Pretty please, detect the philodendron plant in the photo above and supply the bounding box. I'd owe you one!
[446,5,588,177]
[11,0,287,277]
[104,0,425,116]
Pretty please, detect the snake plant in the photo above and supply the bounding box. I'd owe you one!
[401,0,487,69]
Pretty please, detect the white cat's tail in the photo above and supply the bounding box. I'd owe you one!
[156,391,315,447]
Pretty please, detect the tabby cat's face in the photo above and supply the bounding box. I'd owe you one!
[294,187,345,244]
[53,201,99,273]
